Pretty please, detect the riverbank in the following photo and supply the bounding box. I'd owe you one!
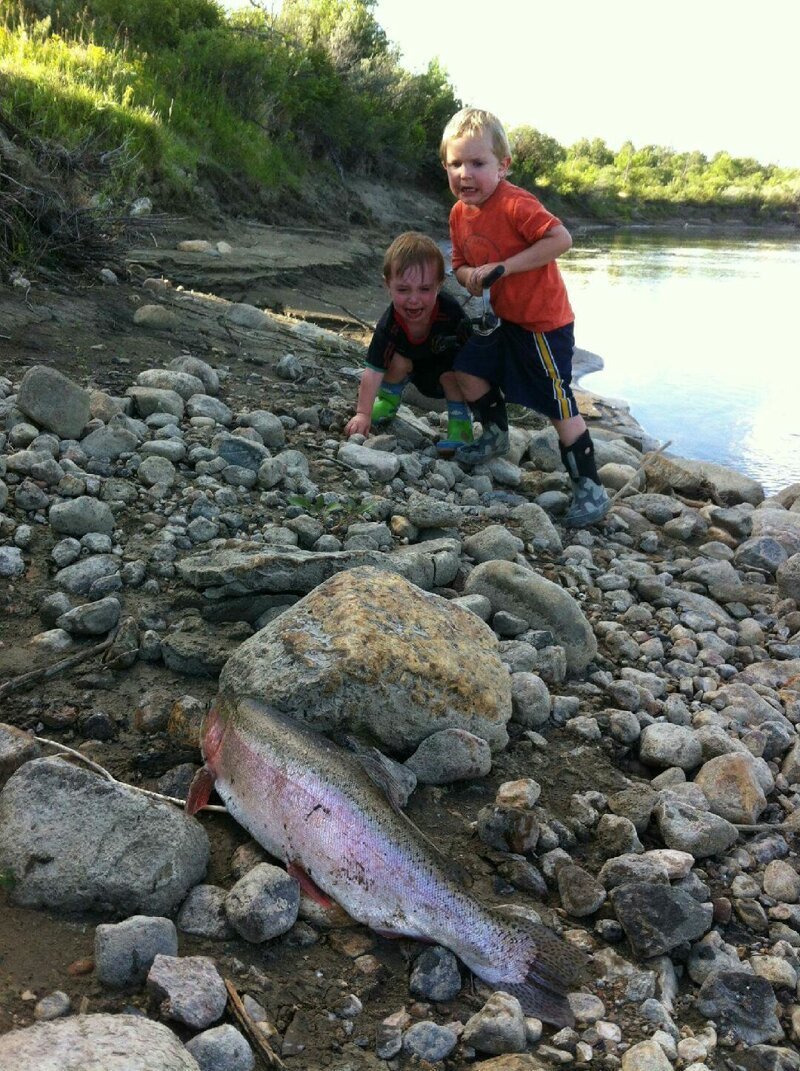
[2,204,800,1070]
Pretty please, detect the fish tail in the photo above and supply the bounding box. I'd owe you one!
[494,916,586,1027]
[503,972,574,1027]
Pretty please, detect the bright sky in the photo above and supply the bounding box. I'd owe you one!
[371,0,800,168]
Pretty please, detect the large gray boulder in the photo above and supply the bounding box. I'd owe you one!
[219,566,512,755]
[0,1014,199,1071]
[777,553,800,602]
[337,441,401,482]
[645,452,765,506]
[136,369,205,399]
[0,758,208,915]
[126,386,185,420]
[16,365,91,439]
[751,508,800,554]
[49,496,115,537]
[54,554,119,596]
[81,424,140,460]
[177,540,461,601]
[168,355,220,395]
[463,559,597,675]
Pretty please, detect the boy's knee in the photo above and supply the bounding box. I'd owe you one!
[388,355,413,377]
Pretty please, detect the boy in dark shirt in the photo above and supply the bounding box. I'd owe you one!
[345,232,473,451]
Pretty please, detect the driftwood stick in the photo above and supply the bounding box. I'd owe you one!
[35,736,116,781]
[34,736,228,814]
[225,978,286,1070]
[608,439,673,505]
[0,634,116,700]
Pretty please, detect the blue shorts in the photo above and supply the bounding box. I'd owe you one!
[454,320,579,420]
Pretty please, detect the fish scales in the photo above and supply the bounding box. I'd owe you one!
[216,698,483,939]
[190,696,584,1025]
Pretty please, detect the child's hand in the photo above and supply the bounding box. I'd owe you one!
[466,262,504,296]
[345,412,371,437]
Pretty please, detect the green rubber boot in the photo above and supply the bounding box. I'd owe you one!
[437,416,474,456]
[446,416,473,444]
[371,387,402,425]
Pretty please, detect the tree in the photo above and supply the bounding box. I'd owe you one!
[278,0,389,72]
[568,137,613,167]
[510,125,565,183]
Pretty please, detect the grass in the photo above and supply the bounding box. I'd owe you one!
[0,14,294,210]
[0,11,301,269]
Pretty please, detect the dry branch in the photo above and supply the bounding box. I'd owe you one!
[0,634,116,700]
[34,736,229,814]
[225,978,286,1069]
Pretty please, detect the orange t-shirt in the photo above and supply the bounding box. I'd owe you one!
[449,180,574,332]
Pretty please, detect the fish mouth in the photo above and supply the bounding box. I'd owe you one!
[201,701,228,764]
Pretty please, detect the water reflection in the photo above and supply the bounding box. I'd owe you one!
[561,233,800,493]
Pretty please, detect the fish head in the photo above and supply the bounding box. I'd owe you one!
[184,699,230,815]
[200,699,229,768]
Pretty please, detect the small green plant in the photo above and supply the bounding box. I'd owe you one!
[0,868,16,891]
[288,493,375,531]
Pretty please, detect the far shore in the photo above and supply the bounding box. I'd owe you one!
[569,218,799,239]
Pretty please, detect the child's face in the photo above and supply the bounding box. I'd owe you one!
[385,261,440,331]
[444,131,510,207]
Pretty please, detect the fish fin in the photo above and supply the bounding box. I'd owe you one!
[496,913,587,1027]
[502,978,575,1028]
[287,861,335,909]
[185,764,216,815]
[353,746,409,813]
[353,746,468,880]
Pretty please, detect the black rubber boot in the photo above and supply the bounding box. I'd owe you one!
[560,430,610,527]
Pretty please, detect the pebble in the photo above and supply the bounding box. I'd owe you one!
[185,1024,255,1071]
[177,884,235,940]
[402,1020,458,1061]
[409,945,462,1002]
[95,915,178,987]
[224,863,300,942]
[33,991,71,1021]
[146,954,227,1029]
[462,991,527,1055]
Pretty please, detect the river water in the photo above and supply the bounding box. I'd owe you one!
[560,231,800,495]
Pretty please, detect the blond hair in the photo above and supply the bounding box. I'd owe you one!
[383,232,444,284]
[440,108,511,164]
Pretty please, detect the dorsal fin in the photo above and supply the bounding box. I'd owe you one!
[352,744,467,874]
[353,745,411,813]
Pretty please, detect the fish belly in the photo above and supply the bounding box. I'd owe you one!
[216,767,456,942]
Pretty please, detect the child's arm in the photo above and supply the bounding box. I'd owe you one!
[461,225,572,296]
[345,367,384,437]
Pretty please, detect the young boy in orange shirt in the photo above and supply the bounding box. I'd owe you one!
[345,232,473,451]
[441,107,610,528]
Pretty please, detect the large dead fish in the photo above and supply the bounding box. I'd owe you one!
[187,696,584,1025]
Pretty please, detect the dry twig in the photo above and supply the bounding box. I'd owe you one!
[608,439,674,505]
[225,978,286,1070]
[0,634,116,700]
[33,735,229,813]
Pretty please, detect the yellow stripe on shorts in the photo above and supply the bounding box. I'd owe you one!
[534,332,572,419]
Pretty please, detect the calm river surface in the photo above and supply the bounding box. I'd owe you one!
[560,232,800,495]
